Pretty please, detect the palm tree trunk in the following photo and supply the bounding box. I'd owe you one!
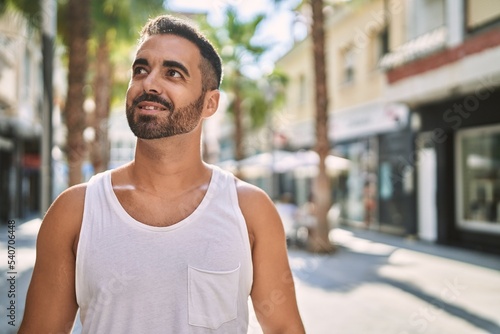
[65,0,90,186]
[234,96,244,162]
[91,37,112,173]
[233,76,245,178]
[309,0,335,253]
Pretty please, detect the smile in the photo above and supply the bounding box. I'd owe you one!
[141,105,165,110]
[137,101,168,112]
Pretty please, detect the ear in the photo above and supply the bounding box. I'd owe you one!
[202,89,220,118]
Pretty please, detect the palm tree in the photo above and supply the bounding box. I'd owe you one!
[88,0,164,173]
[200,8,270,167]
[273,0,335,253]
[222,8,267,164]
[58,0,91,186]
[309,0,334,253]
[58,0,166,184]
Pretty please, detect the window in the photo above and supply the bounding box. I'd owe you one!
[372,28,389,69]
[23,48,31,100]
[298,74,306,106]
[408,0,445,40]
[456,124,500,234]
[466,0,500,31]
[342,46,355,83]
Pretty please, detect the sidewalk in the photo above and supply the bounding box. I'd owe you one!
[278,227,500,334]
[2,218,499,333]
[337,226,500,271]
[0,217,41,334]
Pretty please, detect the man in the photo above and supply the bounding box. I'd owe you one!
[19,15,305,333]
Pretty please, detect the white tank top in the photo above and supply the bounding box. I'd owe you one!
[76,166,253,333]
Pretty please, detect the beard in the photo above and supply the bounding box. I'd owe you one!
[126,92,205,139]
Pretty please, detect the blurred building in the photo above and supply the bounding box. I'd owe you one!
[276,0,413,230]
[275,0,500,253]
[381,0,500,253]
[0,12,43,222]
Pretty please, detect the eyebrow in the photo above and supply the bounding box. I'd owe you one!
[132,58,149,68]
[131,58,191,78]
[163,60,190,78]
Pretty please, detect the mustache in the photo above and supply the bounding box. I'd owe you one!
[131,93,174,111]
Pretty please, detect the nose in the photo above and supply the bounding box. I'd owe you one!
[142,70,162,95]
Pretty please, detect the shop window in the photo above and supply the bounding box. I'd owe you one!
[456,124,500,234]
[379,162,393,200]
[336,140,376,223]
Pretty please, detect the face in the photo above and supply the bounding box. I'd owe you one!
[126,34,206,139]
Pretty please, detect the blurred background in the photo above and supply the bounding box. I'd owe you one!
[1,0,500,332]
[2,0,500,254]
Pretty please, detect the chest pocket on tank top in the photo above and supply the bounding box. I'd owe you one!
[188,264,241,329]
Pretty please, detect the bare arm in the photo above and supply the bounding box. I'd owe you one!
[19,184,86,333]
[238,181,305,333]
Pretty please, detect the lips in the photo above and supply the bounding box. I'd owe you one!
[137,101,167,112]
[130,92,174,115]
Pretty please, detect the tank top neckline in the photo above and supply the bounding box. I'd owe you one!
[103,165,221,232]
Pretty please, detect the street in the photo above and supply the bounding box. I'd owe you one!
[1,218,500,334]
[277,229,499,334]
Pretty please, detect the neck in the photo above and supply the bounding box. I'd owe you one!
[129,128,209,193]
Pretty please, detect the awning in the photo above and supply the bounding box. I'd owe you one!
[217,150,350,178]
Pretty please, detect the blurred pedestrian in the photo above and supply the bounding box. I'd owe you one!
[363,179,375,228]
[297,192,317,247]
[19,15,304,334]
[275,192,299,246]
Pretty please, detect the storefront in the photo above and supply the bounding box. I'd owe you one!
[0,118,41,222]
[0,134,13,222]
[334,137,377,226]
[331,102,415,234]
[414,90,500,253]
[378,129,416,235]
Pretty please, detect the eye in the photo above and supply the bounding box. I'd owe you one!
[166,69,182,78]
[133,67,148,76]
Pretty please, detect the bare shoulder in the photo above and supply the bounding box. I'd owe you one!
[235,179,277,220]
[45,183,86,223]
[40,183,87,253]
[235,178,271,205]
[235,179,284,247]
[53,183,87,207]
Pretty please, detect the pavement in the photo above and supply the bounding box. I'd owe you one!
[0,217,40,334]
[1,218,499,334]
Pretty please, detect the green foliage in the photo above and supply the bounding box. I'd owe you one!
[228,68,288,129]
[56,0,70,46]
[195,8,289,132]
[218,7,266,68]
[0,0,42,30]
[225,7,266,51]
[57,0,165,47]
[88,0,165,107]
[54,0,166,109]
[91,0,165,42]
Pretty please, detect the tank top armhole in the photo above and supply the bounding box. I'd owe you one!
[75,171,108,306]
[226,172,254,293]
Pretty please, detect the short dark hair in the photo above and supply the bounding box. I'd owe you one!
[139,15,222,90]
